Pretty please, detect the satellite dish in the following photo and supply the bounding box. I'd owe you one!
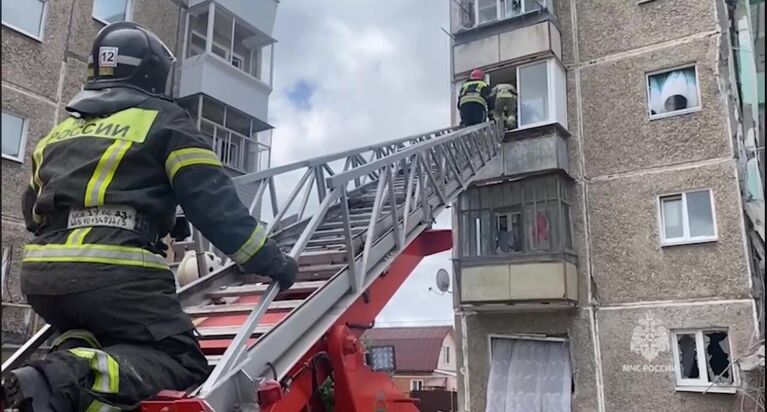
[435,269,451,293]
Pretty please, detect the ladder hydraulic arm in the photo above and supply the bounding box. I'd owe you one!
[2,121,503,412]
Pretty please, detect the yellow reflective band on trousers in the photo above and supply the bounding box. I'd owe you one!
[230,225,268,265]
[68,348,120,412]
[53,329,102,350]
[66,228,92,245]
[23,244,168,270]
[84,140,133,207]
[165,147,222,183]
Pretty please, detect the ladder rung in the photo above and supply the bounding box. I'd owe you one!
[186,300,303,317]
[205,280,326,299]
[296,249,347,266]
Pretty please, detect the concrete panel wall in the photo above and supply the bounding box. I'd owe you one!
[502,133,570,176]
[580,35,730,177]
[574,0,718,61]
[498,22,552,63]
[597,302,756,412]
[461,262,577,303]
[454,35,500,74]
[587,161,750,305]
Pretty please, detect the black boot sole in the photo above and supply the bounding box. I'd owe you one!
[2,367,52,412]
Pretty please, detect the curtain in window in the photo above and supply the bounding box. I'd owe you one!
[486,339,571,412]
[648,68,699,115]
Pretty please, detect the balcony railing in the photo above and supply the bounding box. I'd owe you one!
[200,119,270,173]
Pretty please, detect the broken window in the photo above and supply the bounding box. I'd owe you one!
[487,337,572,411]
[647,66,701,119]
[659,190,717,245]
[459,174,573,257]
[672,330,735,391]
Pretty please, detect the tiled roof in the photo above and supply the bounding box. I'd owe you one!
[363,326,453,373]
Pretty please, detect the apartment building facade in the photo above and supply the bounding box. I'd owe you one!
[449,0,765,411]
[1,0,278,353]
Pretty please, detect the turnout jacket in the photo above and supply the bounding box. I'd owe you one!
[21,88,269,295]
[457,79,491,109]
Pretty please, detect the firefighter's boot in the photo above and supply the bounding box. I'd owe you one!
[3,366,54,412]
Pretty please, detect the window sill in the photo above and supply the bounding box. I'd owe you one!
[1,154,24,164]
[660,237,718,247]
[675,385,737,394]
[649,107,702,121]
[1,22,43,43]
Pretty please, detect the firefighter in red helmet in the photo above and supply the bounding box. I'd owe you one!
[457,68,492,126]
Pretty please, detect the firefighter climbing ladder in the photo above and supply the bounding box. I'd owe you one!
[2,121,502,411]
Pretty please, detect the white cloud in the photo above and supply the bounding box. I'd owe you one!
[270,0,455,325]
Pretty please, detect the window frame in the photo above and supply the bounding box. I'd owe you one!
[91,0,133,26]
[670,329,738,394]
[2,111,29,163]
[444,346,450,364]
[409,379,424,391]
[646,64,703,121]
[1,247,10,301]
[473,0,549,28]
[1,0,48,42]
[514,58,568,131]
[657,189,718,246]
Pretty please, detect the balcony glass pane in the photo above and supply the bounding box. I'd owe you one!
[503,0,522,18]
[187,9,209,58]
[477,0,497,24]
[234,22,257,76]
[519,62,550,126]
[212,10,234,60]
[93,0,129,24]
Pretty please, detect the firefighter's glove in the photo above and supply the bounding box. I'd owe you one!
[244,238,298,291]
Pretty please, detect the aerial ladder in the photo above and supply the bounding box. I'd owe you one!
[2,121,502,412]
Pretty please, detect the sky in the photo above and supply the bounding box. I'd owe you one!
[269,1,455,327]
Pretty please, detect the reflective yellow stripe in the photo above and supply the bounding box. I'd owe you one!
[459,96,488,108]
[23,244,168,270]
[69,348,120,411]
[230,226,268,265]
[165,147,222,183]
[39,108,158,147]
[66,228,92,245]
[84,140,132,207]
[53,329,102,350]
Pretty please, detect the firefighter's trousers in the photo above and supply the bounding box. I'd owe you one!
[494,96,517,129]
[459,102,487,127]
[25,277,209,412]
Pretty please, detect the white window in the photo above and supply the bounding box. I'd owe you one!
[409,380,424,391]
[474,0,549,27]
[444,346,450,364]
[647,66,701,119]
[92,0,132,25]
[658,190,717,246]
[2,111,28,163]
[516,59,567,130]
[671,329,737,393]
[487,337,571,411]
[1,0,47,40]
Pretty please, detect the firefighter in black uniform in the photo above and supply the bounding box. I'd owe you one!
[2,22,298,412]
[458,68,492,126]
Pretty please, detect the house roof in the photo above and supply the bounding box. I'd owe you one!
[363,326,453,373]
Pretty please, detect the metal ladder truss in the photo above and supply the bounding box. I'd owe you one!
[2,121,502,412]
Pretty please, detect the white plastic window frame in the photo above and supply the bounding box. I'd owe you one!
[1,0,48,42]
[514,58,568,131]
[646,64,703,121]
[409,379,424,391]
[91,0,133,26]
[444,346,450,364]
[657,189,718,246]
[670,329,738,394]
[473,0,549,28]
[1,111,29,164]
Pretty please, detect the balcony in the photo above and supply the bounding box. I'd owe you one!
[188,0,277,39]
[179,2,274,121]
[455,173,578,310]
[452,20,561,77]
